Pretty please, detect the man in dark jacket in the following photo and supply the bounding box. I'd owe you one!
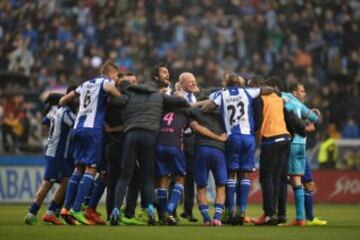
[109,80,190,225]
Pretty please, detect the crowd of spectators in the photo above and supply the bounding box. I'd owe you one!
[0,0,359,166]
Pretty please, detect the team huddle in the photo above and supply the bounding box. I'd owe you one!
[24,62,327,227]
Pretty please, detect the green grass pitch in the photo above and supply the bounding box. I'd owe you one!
[0,204,359,240]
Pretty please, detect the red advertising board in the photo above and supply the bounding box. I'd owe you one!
[248,170,360,203]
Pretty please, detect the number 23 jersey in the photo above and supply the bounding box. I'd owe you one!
[212,87,260,135]
[74,76,114,130]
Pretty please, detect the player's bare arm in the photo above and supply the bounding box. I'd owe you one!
[104,122,124,133]
[59,91,78,106]
[305,122,316,132]
[190,121,227,142]
[201,101,217,113]
[191,99,211,108]
[103,81,121,97]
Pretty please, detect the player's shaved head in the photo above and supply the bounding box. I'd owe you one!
[290,82,306,103]
[100,61,118,81]
[225,73,245,88]
[101,61,118,75]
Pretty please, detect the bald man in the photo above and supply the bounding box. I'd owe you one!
[176,72,199,222]
[178,72,200,101]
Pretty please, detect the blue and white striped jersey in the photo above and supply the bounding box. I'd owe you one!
[212,87,260,135]
[43,105,76,158]
[74,76,114,130]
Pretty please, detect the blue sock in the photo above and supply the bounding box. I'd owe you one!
[64,171,82,210]
[214,203,224,220]
[55,207,61,217]
[47,200,59,212]
[72,173,94,212]
[293,185,305,221]
[304,190,314,221]
[167,184,183,214]
[237,179,251,214]
[88,177,106,209]
[111,207,120,217]
[147,203,155,216]
[84,181,94,206]
[156,188,168,217]
[199,204,211,223]
[29,202,40,215]
[226,179,236,213]
[84,194,91,206]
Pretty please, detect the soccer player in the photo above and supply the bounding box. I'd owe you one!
[59,62,120,224]
[203,73,274,225]
[289,83,327,226]
[189,98,228,226]
[155,110,190,225]
[282,82,320,226]
[24,87,77,225]
[82,74,127,225]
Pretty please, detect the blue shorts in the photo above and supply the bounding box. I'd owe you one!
[44,156,69,183]
[155,144,186,177]
[301,158,313,182]
[288,143,306,175]
[226,134,256,172]
[73,128,103,167]
[194,146,227,187]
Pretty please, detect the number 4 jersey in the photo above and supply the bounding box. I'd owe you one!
[74,76,114,130]
[157,111,190,150]
[212,87,260,135]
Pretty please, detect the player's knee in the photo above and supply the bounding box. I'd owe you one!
[228,171,236,179]
[40,179,54,189]
[304,181,315,192]
[60,177,69,185]
[238,171,250,179]
[174,175,185,185]
[74,165,85,174]
[197,185,207,192]
[85,165,97,176]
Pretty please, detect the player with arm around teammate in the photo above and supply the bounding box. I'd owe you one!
[188,94,228,226]
[289,83,327,226]
[59,62,120,224]
[24,87,77,225]
[203,73,274,225]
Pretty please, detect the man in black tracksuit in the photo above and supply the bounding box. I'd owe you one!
[109,81,190,225]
